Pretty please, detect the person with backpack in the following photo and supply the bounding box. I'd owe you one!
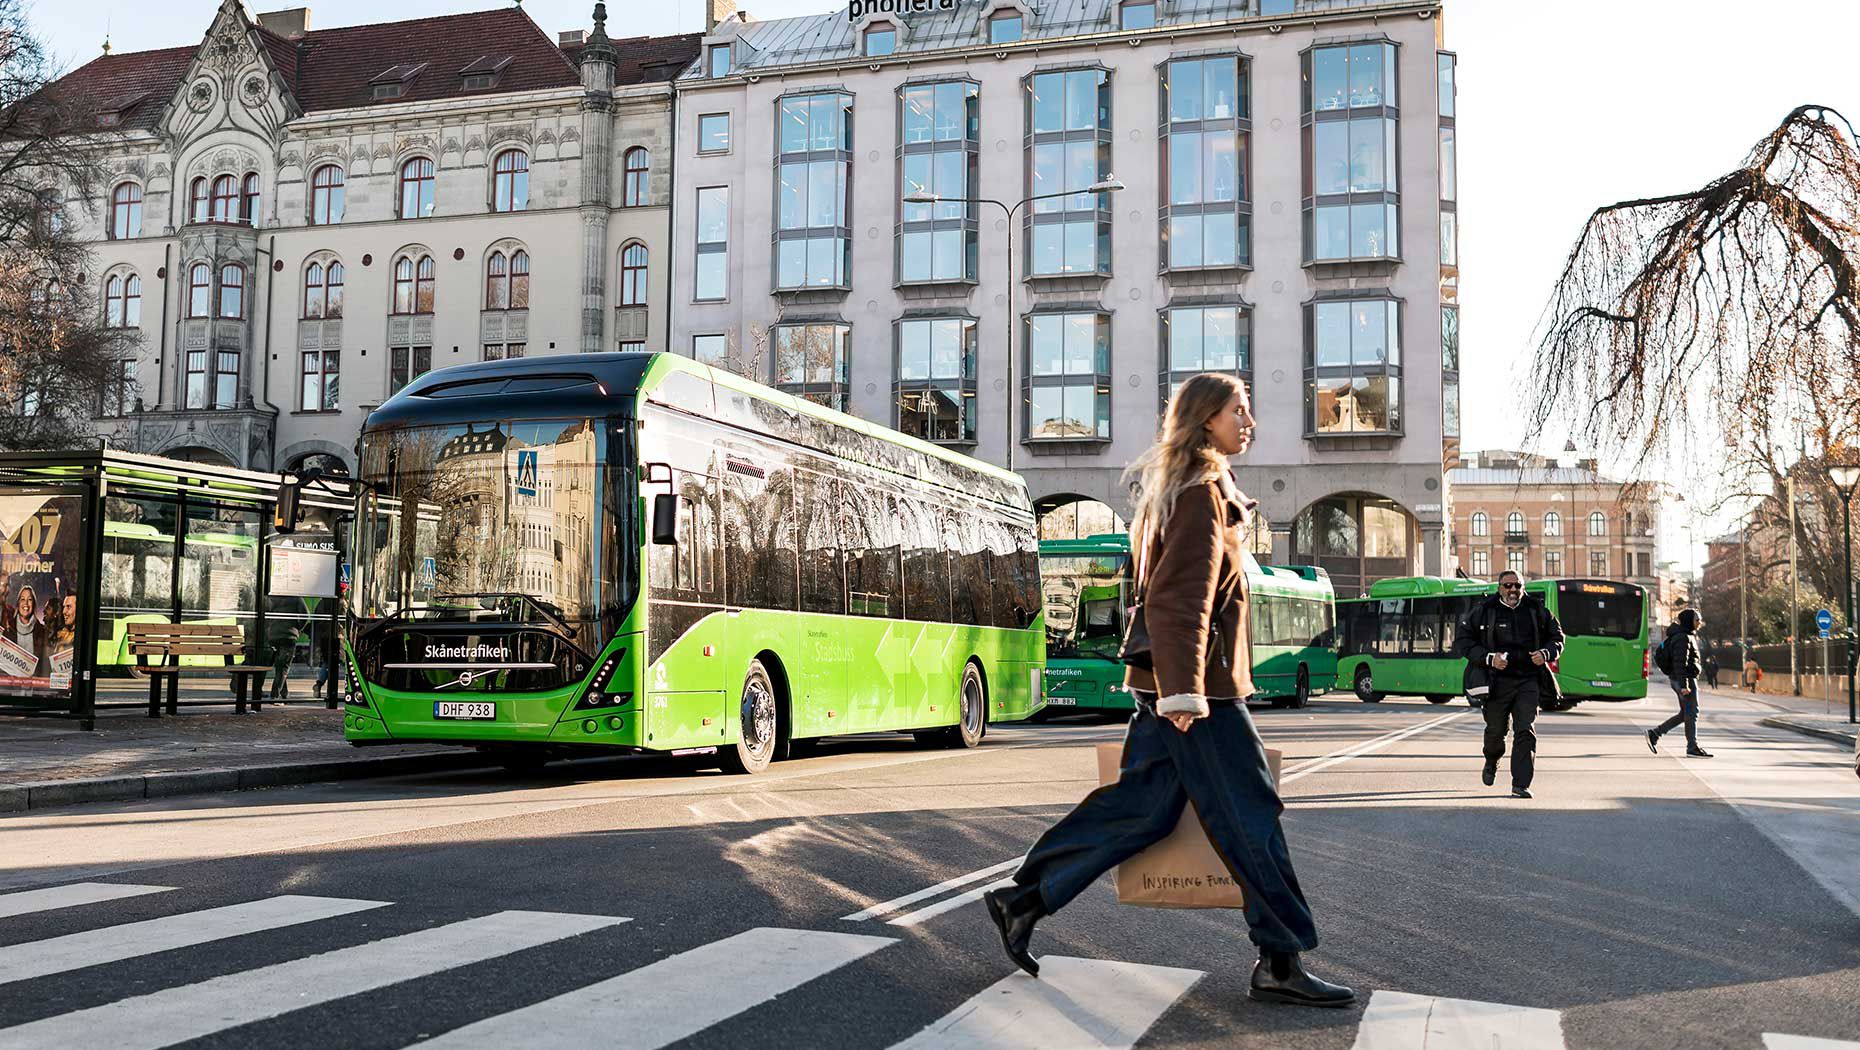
[1452,570,1565,799]
[1648,609,1712,757]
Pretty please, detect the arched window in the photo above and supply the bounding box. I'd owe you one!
[1543,510,1561,537]
[324,261,344,319]
[622,147,650,207]
[399,158,435,219]
[311,165,345,225]
[122,275,142,327]
[1470,511,1488,537]
[218,264,245,319]
[109,182,142,239]
[392,257,414,314]
[241,172,260,226]
[619,243,647,306]
[210,175,237,221]
[105,275,125,326]
[1588,510,1607,537]
[415,255,436,313]
[33,187,62,236]
[1506,511,1524,534]
[303,263,325,318]
[485,251,507,309]
[509,250,529,308]
[492,149,528,212]
[104,274,142,328]
[187,263,211,317]
[189,177,208,222]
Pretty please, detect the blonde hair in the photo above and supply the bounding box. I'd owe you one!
[1122,372,1246,548]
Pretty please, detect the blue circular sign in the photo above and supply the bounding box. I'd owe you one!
[1816,608,1834,630]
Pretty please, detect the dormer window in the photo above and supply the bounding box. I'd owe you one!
[707,44,731,78]
[370,62,426,101]
[1119,1,1155,29]
[864,23,897,57]
[459,55,512,91]
[989,11,1023,43]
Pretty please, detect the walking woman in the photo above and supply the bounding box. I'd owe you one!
[983,373,1353,1009]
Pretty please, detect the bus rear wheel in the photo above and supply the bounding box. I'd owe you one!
[1425,694,1455,705]
[918,663,986,749]
[1354,667,1384,703]
[719,659,781,776]
[1291,666,1311,709]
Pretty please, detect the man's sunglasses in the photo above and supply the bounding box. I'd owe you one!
[1500,582,1523,590]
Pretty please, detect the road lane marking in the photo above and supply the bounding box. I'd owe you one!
[1764,1035,1860,1049]
[0,882,171,919]
[841,858,1022,921]
[0,910,628,1050]
[1283,711,1471,784]
[414,926,894,1049]
[887,877,1014,928]
[0,894,390,984]
[887,955,1203,1050]
[1350,989,1565,1050]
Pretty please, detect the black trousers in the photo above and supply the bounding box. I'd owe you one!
[1011,697,1319,953]
[1654,677,1700,749]
[1483,675,1539,789]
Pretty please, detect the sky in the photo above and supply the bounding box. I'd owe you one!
[23,0,1860,569]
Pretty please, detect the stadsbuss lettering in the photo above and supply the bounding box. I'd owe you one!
[424,644,512,660]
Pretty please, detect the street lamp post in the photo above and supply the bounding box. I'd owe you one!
[1829,464,1860,724]
[904,178,1124,473]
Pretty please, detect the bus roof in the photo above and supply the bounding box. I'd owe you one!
[1346,575,1646,601]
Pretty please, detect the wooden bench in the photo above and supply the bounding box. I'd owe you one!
[127,623,270,717]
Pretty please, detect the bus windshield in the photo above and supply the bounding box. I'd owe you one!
[354,419,617,632]
[1042,553,1130,659]
[1556,584,1644,639]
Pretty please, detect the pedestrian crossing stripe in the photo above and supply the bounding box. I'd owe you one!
[0,882,172,919]
[0,910,628,1050]
[0,894,389,985]
[888,956,1203,1050]
[1764,1037,1860,1049]
[413,927,894,1049]
[1351,990,1566,1050]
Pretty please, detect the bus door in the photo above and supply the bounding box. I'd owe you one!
[1375,598,1410,692]
[644,464,726,749]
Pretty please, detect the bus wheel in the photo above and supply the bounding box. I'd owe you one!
[1354,667,1383,703]
[920,663,987,749]
[720,659,780,775]
[1292,666,1312,709]
[1425,694,1455,705]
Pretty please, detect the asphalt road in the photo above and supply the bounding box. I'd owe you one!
[1,686,1856,1050]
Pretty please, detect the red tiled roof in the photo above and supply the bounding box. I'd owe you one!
[609,32,702,86]
[49,45,195,131]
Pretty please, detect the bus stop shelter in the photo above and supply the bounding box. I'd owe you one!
[0,450,353,730]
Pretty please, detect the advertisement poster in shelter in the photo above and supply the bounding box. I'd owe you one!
[0,492,85,699]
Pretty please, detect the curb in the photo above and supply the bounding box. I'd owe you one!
[0,751,494,814]
[1758,716,1859,749]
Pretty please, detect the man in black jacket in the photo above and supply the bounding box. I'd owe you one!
[1647,609,1712,757]
[1453,570,1565,798]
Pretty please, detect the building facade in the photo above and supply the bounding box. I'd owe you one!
[1448,450,1660,594]
[672,0,1458,596]
[48,1,697,473]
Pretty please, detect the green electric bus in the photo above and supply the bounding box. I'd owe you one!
[1038,533,1337,711]
[1335,576,1650,710]
[344,352,1046,774]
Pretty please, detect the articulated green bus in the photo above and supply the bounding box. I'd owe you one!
[345,352,1045,774]
[1038,533,1336,711]
[1335,576,1650,710]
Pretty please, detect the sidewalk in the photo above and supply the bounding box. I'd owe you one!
[1683,678,1860,749]
[0,695,487,813]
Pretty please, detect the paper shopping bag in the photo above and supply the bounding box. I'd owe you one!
[1094,742,1282,909]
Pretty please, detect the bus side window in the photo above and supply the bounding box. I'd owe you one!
[1410,597,1441,655]
[952,509,988,625]
[1377,599,1408,655]
[799,471,843,615]
[901,496,952,622]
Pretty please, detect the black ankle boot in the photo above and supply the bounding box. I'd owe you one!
[983,882,1046,978]
[1249,948,1356,1008]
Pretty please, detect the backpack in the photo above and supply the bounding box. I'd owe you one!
[1654,633,1677,676]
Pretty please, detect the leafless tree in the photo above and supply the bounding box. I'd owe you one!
[0,0,132,449]
[1531,105,1860,478]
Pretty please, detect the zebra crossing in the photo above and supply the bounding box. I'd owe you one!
[0,881,1851,1050]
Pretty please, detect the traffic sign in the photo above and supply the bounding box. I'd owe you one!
[1816,608,1833,638]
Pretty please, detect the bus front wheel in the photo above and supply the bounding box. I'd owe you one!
[1291,666,1311,709]
[719,659,781,775]
[1354,668,1384,703]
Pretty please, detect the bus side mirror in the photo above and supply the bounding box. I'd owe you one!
[651,494,679,545]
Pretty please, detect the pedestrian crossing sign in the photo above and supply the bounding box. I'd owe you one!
[514,449,539,497]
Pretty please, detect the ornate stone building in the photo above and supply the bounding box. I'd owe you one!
[49,1,698,472]
[1448,449,1660,593]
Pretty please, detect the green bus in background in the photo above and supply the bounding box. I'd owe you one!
[345,352,1046,775]
[1039,533,1336,712]
[1335,576,1650,711]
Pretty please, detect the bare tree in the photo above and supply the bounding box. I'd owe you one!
[0,0,132,449]
[1531,105,1860,474]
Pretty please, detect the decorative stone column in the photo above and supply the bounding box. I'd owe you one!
[578,3,617,353]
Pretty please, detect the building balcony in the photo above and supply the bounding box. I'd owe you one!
[1504,530,1530,546]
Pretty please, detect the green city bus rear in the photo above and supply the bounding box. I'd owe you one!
[344,352,1045,771]
[1336,576,1649,708]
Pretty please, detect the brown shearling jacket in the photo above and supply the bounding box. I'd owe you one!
[1125,474,1255,713]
